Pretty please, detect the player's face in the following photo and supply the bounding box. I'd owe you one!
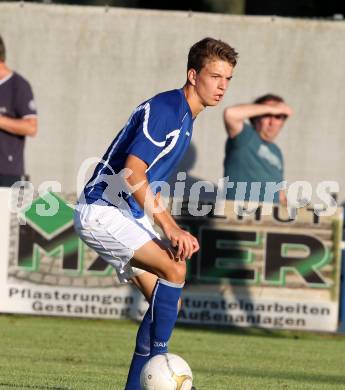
[255,100,287,142]
[193,60,233,107]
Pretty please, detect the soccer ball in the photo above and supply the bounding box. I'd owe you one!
[140,353,193,390]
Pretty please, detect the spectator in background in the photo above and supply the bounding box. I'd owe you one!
[223,94,292,204]
[0,34,37,187]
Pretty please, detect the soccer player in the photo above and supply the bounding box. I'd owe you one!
[74,37,238,389]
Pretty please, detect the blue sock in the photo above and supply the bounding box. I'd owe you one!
[124,308,152,390]
[150,278,184,357]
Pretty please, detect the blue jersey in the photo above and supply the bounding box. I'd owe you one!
[83,89,194,218]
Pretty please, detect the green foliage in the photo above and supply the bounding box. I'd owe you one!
[0,315,344,389]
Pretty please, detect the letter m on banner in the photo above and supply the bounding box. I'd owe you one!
[18,193,81,273]
[17,192,110,276]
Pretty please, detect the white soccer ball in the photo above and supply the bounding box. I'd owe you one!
[140,353,193,390]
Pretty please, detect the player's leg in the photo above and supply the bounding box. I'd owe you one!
[74,205,186,389]
[131,239,186,358]
[125,271,157,389]
[131,270,158,301]
[131,237,186,283]
[126,269,184,389]
[125,246,186,390]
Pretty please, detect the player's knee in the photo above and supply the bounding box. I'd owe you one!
[164,261,186,284]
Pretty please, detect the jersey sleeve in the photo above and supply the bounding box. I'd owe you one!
[230,122,254,148]
[126,99,173,167]
[14,76,37,118]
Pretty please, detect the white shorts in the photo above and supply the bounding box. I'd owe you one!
[74,203,160,283]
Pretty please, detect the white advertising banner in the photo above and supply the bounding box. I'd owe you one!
[178,292,339,331]
[0,190,342,332]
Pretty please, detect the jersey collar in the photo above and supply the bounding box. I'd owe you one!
[0,72,14,86]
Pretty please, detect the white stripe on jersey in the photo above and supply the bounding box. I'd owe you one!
[87,104,145,194]
[88,99,189,185]
[143,102,166,147]
[146,129,180,173]
[145,102,193,173]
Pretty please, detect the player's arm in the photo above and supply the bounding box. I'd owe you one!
[124,154,199,261]
[0,116,37,137]
[223,103,292,138]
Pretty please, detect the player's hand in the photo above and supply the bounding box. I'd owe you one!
[187,231,200,255]
[164,225,199,261]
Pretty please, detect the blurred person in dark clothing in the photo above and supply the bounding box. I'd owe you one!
[0,34,37,187]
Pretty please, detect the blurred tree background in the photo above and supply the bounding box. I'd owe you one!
[1,0,344,17]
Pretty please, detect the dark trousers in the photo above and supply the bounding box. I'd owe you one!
[0,174,22,187]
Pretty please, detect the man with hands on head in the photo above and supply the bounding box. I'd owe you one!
[223,94,292,204]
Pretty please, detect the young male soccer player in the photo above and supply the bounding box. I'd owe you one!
[74,37,238,389]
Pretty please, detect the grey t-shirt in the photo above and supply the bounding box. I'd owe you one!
[224,123,284,203]
[0,72,37,176]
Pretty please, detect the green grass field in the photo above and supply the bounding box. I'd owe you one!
[0,314,344,390]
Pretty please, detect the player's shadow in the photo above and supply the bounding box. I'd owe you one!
[167,142,218,202]
[168,143,255,322]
